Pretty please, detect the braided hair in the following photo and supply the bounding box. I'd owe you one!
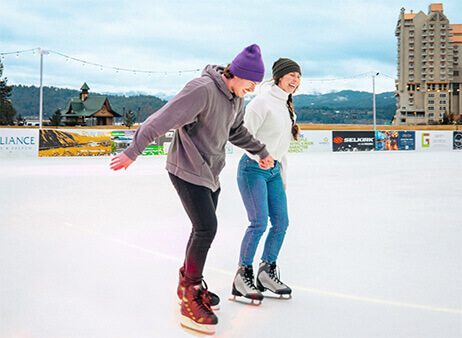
[274,77,300,141]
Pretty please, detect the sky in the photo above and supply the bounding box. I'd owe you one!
[1,0,462,97]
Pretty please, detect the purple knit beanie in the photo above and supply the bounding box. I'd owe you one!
[229,44,265,82]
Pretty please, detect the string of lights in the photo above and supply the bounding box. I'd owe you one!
[1,47,202,77]
[1,47,397,82]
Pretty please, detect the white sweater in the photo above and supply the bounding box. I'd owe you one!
[244,84,295,185]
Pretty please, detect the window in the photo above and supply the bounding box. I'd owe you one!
[428,100,434,104]
[440,93,446,98]
[440,107,446,110]
[429,113,434,117]
[428,106,435,110]
[428,93,435,97]
[455,71,460,76]
[440,100,446,104]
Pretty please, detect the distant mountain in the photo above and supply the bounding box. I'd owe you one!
[10,85,397,124]
[293,90,397,124]
[10,85,167,122]
[294,90,396,108]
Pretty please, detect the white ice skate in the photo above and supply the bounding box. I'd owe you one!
[229,266,263,306]
[256,262,292,300]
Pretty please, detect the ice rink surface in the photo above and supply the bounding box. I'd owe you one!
[1,151,461,337]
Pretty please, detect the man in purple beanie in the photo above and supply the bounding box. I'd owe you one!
[110,44,273,334]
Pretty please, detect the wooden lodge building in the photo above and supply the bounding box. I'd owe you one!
[61,83,120,125]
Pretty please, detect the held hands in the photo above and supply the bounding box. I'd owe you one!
[258,154,274,170]
[110,152,134,171]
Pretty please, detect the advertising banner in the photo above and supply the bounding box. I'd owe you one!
[375,131,415,151]
[111,129,175,156]
[289,131,332,153]
[453,131,462,150]
[0,129,39,158]
[375,130,399,151]
[398,131,416,150]
[39,129,111,157]
[415,131,452,151]
[332,131,375,152]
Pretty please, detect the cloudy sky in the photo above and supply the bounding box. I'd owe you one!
[1,0,461,96]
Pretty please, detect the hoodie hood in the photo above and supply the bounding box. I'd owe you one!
[202,64,234,100]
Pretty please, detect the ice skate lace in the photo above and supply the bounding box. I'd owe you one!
[200,280,213,304]
[244,268,258,290]
[268,264,284,285]
[193,287,214,313]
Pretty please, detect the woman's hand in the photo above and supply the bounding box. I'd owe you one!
[110,153,134,171]
[258,155,274,170]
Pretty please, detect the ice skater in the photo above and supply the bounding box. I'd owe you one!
[110,44,274,334]
[231,58,301,304]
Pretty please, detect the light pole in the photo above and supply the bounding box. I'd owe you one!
[39,48,49,129]
[373,72,379,132]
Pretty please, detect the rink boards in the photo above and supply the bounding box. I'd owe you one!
[1,128,461,158]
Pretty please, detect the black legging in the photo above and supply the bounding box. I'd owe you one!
[169,173,221,286]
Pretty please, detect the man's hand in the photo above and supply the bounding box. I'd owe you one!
[259,154,274,170]
[110,153,134,171]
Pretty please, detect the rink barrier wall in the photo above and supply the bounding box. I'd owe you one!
[1,129,461,158]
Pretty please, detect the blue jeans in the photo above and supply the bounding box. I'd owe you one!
[237,154,289,267]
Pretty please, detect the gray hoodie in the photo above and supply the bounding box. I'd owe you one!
[123,65,269,191]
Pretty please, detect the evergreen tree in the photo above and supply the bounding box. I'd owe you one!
[124,109,136,129]
[49,109,62,127]
[0,62,17,125]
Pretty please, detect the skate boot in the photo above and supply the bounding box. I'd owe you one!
[256,262,292,299]
[180,283,218,335]
[230,266,263,305]
[177,266,220,310]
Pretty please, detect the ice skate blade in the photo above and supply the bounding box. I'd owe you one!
[228,295,262,306]
[180,316,216,335]
[262,292,292,300]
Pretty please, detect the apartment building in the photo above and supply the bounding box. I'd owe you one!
[393,3,462,125]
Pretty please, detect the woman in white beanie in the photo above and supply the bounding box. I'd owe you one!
[232,58,301,303]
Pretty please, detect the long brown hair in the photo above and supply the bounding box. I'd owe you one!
[274,77,300,141]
